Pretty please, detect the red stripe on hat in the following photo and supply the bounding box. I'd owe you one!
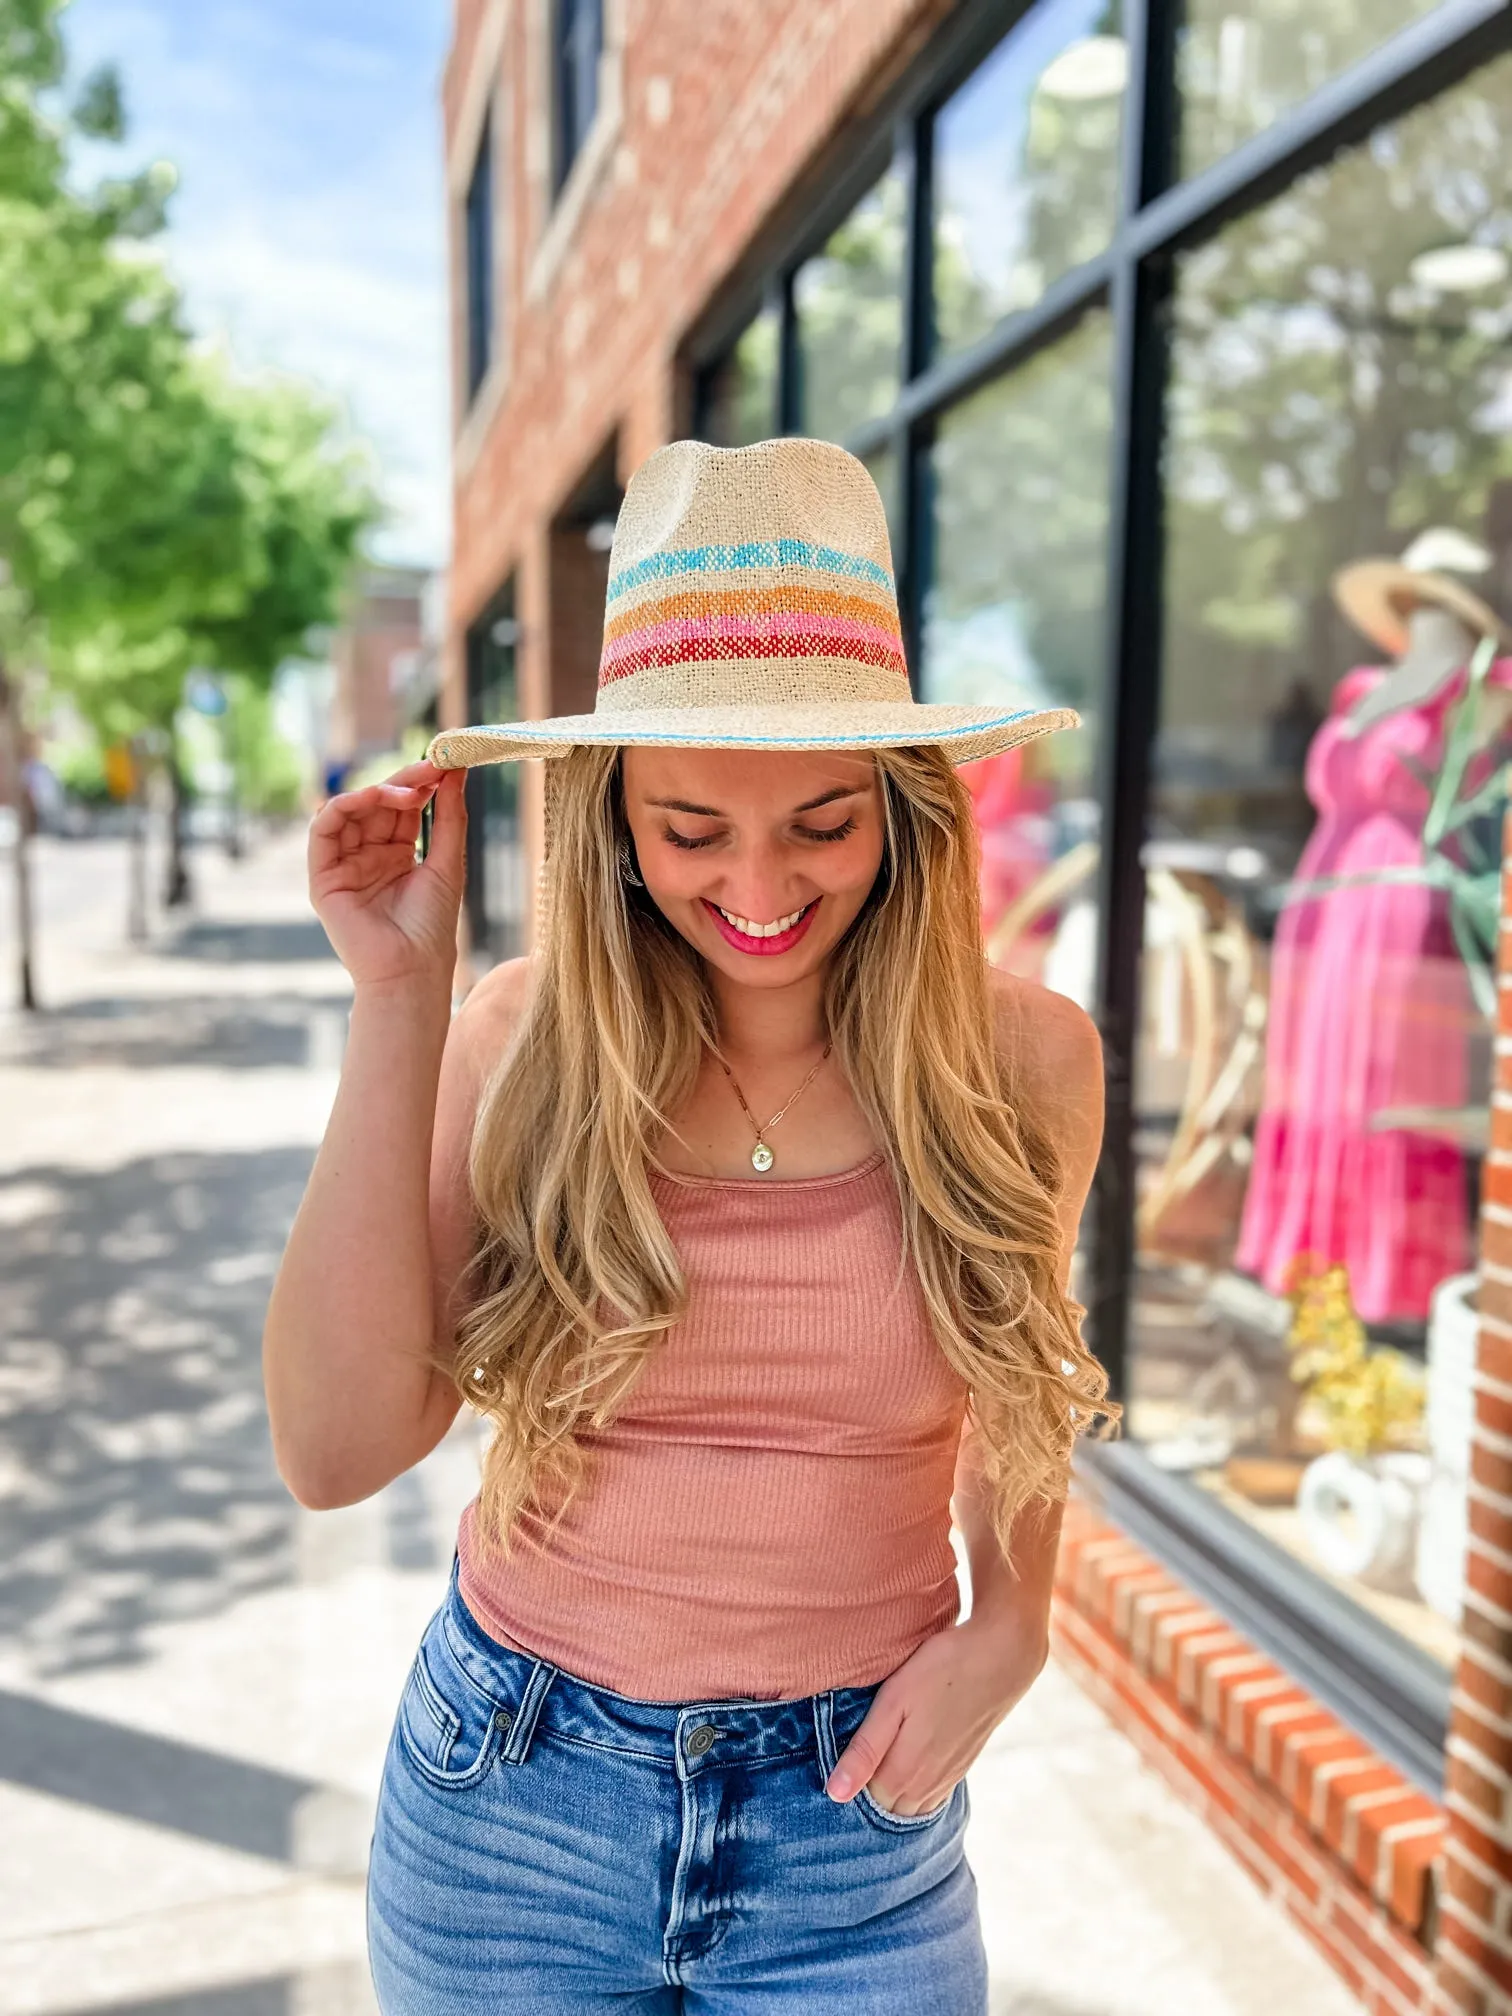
[598,628,908,688]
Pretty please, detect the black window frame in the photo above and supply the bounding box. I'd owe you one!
[464,583,525,968]
[554,0,604,196]
[464,111,495,403]
[688,0,1512,1794]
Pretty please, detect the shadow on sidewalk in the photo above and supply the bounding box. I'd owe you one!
[164,921,337,965]
[0,1684,364,1865]
[38,1966,378,2016]
[0,1149,313,1675]
[0,995,349,1072]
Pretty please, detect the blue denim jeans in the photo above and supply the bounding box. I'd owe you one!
[367,1559,988,2013]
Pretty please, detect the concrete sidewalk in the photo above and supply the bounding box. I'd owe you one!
[0,827,1362,2015]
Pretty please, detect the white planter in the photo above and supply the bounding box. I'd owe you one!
[1298,1450,1430,1591]
[1415,1271,1480,1625]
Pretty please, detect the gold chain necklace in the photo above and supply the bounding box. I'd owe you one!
[705,1037,832,1172]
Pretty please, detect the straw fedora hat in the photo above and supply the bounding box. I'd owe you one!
[1332,554,1512,659]
[426,437,1076,771]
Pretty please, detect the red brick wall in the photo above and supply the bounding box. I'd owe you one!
[1434,806,1512,2011]
[1053,1501,1444,2013]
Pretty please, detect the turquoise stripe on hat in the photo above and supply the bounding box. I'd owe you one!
[607,539,893,603]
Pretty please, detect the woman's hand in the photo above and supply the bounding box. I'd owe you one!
[308,760,467,992]
[825,1613,1048,1816]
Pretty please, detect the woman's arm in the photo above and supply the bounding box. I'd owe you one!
[825,977,1104,1812]
[263,760,473,1510]
[952,974,1104,1651]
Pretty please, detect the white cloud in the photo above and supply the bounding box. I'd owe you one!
[62,0,452,566]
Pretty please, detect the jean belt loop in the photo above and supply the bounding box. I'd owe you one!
[499,1656,558,1766]
[812,1690,834,1778]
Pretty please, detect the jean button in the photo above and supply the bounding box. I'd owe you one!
[686,1723,717,1757]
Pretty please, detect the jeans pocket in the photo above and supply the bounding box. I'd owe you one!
[823,1687,959,1837]
[396,1612,511,1792]
[852,1778,959,1834]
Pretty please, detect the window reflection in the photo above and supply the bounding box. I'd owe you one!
[700,307,779,447]
[1178,0,1445,177]
[932,0,1124,359]
[923,313,1112,983]
[862,444,901,563]
[793,167,905,441]
[1133,52,1512,1667]
[465,595,526,965]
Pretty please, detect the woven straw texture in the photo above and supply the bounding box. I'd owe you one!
[427,437,1077,770]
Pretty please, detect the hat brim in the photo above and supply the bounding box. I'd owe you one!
[428,702,1080,771]
[1333,560,1512,658]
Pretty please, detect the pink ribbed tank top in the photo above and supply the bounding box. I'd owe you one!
[455,1146,969,1702]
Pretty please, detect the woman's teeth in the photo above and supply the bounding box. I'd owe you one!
[714,902,810,938]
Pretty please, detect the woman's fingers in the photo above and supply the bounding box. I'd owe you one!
[313,792,428,862]
[308,761,451,902]
[421,766,468,887]
[314,840,420,895]
[310,768,439,837]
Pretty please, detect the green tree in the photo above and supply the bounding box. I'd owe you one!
[1162,47,1512,779]
[0,0,377,992]
[49,358,377,903]
[0,0,187,1001]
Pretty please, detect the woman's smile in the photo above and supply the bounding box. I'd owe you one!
[701,896,821,956]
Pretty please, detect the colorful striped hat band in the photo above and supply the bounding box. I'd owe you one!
[426,436,1077,772]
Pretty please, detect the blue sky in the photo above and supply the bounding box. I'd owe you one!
[61,0,453,566]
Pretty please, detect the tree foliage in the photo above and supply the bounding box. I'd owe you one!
[0,0,379,746]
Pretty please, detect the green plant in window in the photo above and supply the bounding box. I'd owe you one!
[1280,632,1506,1017]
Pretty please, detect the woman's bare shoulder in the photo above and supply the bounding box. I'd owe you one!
[988,965,1099,1074]
[987,965,1104,1172]
[446,956,538,1091]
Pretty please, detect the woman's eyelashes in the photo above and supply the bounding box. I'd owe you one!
[661,817,858,852]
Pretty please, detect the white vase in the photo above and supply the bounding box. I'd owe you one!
[1298,1449,1430,1591]
[1415,1271,1480,1625]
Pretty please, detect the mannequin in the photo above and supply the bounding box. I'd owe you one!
[1236,562,1511,1324]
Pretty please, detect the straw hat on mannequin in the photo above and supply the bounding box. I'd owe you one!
[1333,528,1512,733]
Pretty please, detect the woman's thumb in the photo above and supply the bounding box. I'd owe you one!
[425,765,469,888]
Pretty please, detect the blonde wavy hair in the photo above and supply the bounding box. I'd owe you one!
[450,741,1119,1563]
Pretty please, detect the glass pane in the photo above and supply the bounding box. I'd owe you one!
[556,0,604,189]
[1179,0,1446,177]
[700,308,779,447]
[794,166,905,441]
[464,116,493,399]
[932,0,1124,360]
[466,604,526,964]
[923,312,1112,987]
[1133,53,1512,1669]
[862,443,901,565]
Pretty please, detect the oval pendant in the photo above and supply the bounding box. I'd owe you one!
[751,1141,775,1172]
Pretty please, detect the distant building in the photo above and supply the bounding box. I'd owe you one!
[325,564,434,773]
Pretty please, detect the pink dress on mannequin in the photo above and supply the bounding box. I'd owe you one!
[1235,664,1480,1322]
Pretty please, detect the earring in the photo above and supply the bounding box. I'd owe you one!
[617,834,644,888]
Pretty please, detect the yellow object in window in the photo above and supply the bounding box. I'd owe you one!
[1282,1258,1426,1459]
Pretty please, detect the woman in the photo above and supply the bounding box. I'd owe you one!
[264,438,1116,2013]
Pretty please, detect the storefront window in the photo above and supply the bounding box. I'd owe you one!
[931,0,1124,360]
[1131,52,1512,1667]
[700,306,779,447]
[465,592,527,965]
[1178,0,1447,177]
[793,167,906,442]
[922,312,1112,983]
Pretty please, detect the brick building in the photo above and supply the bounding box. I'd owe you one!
[442,1,1512,2005]
[324,563,434,776]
